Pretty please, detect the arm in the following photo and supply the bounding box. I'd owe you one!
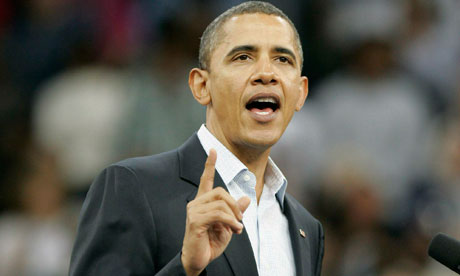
[69,165,187,275]
[181,149,250,276]
[70,151,250,276]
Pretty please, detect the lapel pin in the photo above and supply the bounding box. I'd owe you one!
[299,229,306,238]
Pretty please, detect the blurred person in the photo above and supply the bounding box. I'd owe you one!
[382,228,458,276]
[426,115,460,237]
[324,0,405,53]
[314,38,430,216]
[376,73,460,276]
[1,0,92,112]
[70,2,324,275]
[0,146,74,276]
[414,121,460,236]
[277,0,432,220]
[33,18,206,192]
[270,102,325,207]
[411,75,460,240]
[397,0,460,113]
[318,159,386,276]
[117,18,205,158]
[33,65,131,191]
[1,0,92,206]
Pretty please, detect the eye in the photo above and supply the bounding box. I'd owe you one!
[235,54,250,61]
[277,56,292,64]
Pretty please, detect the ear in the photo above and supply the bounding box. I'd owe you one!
[295,76,309,111]
[189,68,211,106]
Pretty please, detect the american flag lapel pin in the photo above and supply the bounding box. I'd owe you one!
[299,229,306,238]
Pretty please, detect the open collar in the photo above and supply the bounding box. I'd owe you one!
[196,124,288,210]
[177,133,311,275]
[178,133,259,276]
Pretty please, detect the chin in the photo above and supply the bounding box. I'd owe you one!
[243,129,282,149]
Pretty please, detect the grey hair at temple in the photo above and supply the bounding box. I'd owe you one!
[198,1,303,71]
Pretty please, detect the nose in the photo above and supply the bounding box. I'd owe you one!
[250,57,279,85]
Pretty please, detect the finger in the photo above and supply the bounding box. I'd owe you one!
[194,200,240,222]
[187,201,243,235]
[200,210,244,234]
[196,148,217,197]
[237,196,251,214]
[192,187,243,221]
[211,222,239,235]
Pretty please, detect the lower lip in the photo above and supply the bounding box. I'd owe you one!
[247,107,278,122]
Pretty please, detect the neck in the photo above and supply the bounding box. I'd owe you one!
[229,143,271,203]
[206,124,271,202]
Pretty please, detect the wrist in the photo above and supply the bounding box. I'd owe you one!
[181,251,202,276]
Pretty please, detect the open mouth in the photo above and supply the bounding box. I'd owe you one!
[245,96,280,115]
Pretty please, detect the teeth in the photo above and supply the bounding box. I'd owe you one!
[255,111,270,115]
[254,97,277,104]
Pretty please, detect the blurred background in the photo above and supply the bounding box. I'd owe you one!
[0,0,458,275]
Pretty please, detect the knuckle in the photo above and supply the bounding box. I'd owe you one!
[214,187,225,194]
[214,200,226,211]
[187,213,195,224]
[187,212,202,228]
[188,220,198,230]
[211,210,224,219]
[186,201,198,213]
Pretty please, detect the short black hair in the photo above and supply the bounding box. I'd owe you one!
[198,1,303,71]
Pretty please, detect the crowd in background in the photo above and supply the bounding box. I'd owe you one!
[0,0,459,275]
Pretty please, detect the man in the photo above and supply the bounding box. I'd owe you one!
[69,2,324,275]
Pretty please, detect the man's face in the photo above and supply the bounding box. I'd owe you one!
[196,13,308,152]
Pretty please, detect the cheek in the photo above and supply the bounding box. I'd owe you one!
[209,87,241,120]
[284,84,301,108]
[212,75,245,105]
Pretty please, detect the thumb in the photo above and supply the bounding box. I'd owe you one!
[237,196,251,214]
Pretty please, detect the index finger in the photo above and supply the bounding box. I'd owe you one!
[196,148,217,197]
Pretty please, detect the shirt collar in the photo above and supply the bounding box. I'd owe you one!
[197,124,247,185]
[197,124,288,209]
[266,157,288,208]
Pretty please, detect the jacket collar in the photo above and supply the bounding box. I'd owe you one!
[284,194,313,276]
[178,133,311,275]
[178,133,205,188]
[178,133,259,275]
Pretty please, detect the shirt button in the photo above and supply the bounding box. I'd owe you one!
[243,174,250,182]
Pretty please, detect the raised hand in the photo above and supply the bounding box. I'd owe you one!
[181,149,251,276]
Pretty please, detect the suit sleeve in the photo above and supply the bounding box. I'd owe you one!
[69,165,187,275]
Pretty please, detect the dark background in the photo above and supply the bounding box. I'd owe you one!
[0,0,459,275]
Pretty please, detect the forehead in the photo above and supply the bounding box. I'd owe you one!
[214,13,297,56]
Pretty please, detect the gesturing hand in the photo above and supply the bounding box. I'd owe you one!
[181,149,251,276]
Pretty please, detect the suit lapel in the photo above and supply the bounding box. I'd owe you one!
[178,134,206,188]
[214,173,259,276]
[179,134,259,276]
[284,195,312,276]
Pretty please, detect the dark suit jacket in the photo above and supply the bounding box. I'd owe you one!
[69,134,324,275]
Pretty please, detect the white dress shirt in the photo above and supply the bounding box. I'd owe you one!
[197,125,295,276]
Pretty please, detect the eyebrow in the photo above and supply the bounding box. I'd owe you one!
[274,47,297,63]
[225,45,257,58]
[225,45,297,64]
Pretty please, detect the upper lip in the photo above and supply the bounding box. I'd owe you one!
[245,92,281,109]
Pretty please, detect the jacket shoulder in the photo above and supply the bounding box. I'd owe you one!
[112,149,180,180]
[285,193,320,224]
